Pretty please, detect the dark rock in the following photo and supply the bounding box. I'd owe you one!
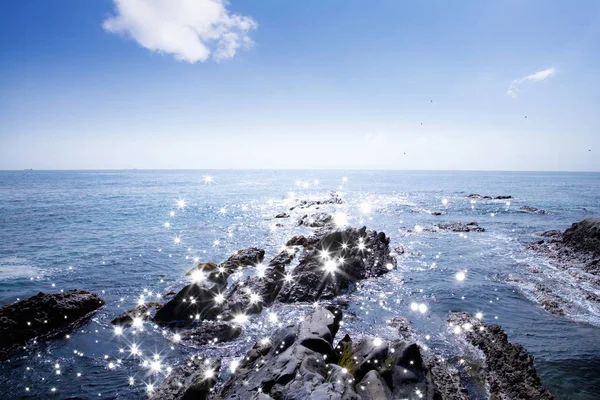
[431,212,442,216]
[153,282,222,324]
[521,205,550,215]
[111,302,162,327]
[275,213,290,218]
[540,230,561,238]
[212,308,467,400]
[150,355,220,400]
[0,290,104,358]
[495,195,513,200]
[276,226,396,303]
[178,321,242,345]
[357,370,392,400]
[448,312,555,399]
[436,222,485,232]
[297,212,333,228]
[289,191,344,210]
[562,218,600,256]
[286,235,309,247]
[465,194,511,200]
[221,247,266,270]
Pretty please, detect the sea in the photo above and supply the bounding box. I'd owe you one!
[0,170,599,399]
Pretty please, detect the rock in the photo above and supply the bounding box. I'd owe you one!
[178,321,242,345]
[393,245,405,255]
[221,247,266,270]
[521,205,550,214]
[212,308,467,400]
[465,194,511,200]
[562,218,600,255]
[297,212,333,228]
[436,222,485,232]
[150,355,220,400]
[357,370,392,400]
[0,290,104,358]
[430,212,442,216]
[448,312,555,400]
[275,213,290,218]
[495,195,513,200]
[185,248,265,286]
[153,282,222,325]
[111,302,162,327]
[539,230,561,238]
[276,226,396,303]
[289,191,344,210]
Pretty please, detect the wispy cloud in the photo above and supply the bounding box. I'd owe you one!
[507,67,556,97]
[103,0,257,63]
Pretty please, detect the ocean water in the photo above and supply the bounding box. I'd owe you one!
[0,170,599,400]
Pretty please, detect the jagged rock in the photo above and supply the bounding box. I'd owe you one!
[297,213,334,228]
[436,222,485,233]
[275,213,290,218]
[212,308,467,400]
[289,191,344,210]
[153,282,222,324]
[448,312,555,399]
[357,370,392,400]
[150,355,220,400]
[521,205,550,214]
[111,302,162,326]
[276,227,396,303]
[178,321,242,345]
[286,235,309,247]
[465,194,511,200]
[562,218,600,255]
[0,290,104,358]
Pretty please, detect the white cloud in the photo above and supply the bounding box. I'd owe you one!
[103,0,257,63]
[507,67,556,97]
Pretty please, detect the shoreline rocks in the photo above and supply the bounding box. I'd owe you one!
[436,222,485,233]
[521,205,550,215]
[289,191,344,210]
[150,355,221,400]
[211,307,468,400]
[465,194,512,200]
[0,290,104,359]
[448,312,555,399]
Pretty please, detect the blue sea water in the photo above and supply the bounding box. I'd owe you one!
[0,170,599,399]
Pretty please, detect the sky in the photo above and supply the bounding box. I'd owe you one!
[1,0,599,171]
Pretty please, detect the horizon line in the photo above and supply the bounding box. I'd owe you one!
[2,168,600,173]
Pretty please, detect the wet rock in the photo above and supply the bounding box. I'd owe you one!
[289,191,344,210]
[276,226,396,303]
[529,219,600,277]
[297,212,333,228]
[286,235,309,247]
[153,282,222,324]
[430,212,442,216]
[0,290,104,358]
[521,205,550,214]
[111,302,162,327]
[221,248,266,270]
[178,321,242,345]
[275,213,290,218]
[465,194,511,200]
[436,222,485,232]
[495,195,513,200]
[213,308,467,400]
[150,355,220,400]
[185,248,265,286]
[357,370,392,400]
[448,312,555,399]
[393,245,405,255]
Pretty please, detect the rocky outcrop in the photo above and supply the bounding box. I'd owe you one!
[529,218,600,276]
[436,222,485,233]
[297,212,333,228]
[150,355,220,400]
[448,312,555,400]
[465,194,512,200]
[275,213,290,218]
[289,191,344,210]
[276,226,396,303]
[521,205,550,215]
[211,307,468,400]
[178,321,243,345]
[111,302,162,326]
[0,290,104,358]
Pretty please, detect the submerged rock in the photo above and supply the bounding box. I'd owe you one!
[211,307,467,400]
[0,290,104,358]
[150,355,220,400]
[111,302,162,327]
[276,226,396,303]
[448,312,555,399]
[521,205,550,214]
[436,222,485,233]
[465,194,512,200]
[275,213,290,218]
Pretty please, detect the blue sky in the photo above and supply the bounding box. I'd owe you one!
[1,0,599,170]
